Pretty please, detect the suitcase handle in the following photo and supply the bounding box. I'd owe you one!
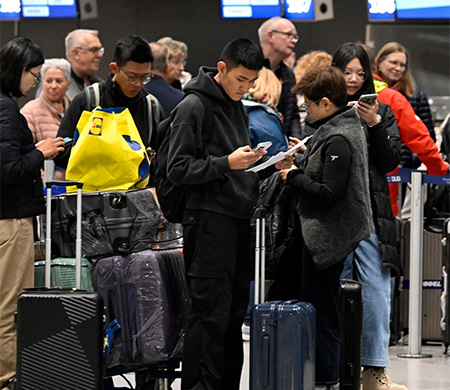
[45,180,84,289]
[46,180,83,189]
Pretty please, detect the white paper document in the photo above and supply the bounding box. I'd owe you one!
[246,135,312,173]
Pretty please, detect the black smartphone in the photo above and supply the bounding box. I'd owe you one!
[358,94,378,105]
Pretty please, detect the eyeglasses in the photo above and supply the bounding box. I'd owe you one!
[76,46,105,55]
[170,59,186,67]
[120,68,152,85]
[343,71,367,82]
[272,30,299,42]
[28,69,41,87]
[300,98,322,112]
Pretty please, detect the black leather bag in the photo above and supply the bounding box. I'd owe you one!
[250,172,297,279]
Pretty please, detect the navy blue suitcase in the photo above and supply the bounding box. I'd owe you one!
[250,208,316,390]
[250,300,315,390]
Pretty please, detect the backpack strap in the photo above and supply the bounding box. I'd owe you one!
[146,93,162,146]
[84,82,101,111]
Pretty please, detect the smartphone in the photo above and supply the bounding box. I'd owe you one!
[358,94,378,105]
[253,141,272,151]
[63,137,73,147]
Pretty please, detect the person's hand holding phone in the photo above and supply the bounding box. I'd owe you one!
[355,94,380,127]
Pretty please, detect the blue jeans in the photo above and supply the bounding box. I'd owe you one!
[341,232,391,367]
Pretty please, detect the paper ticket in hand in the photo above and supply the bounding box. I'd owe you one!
[246,135,312,173]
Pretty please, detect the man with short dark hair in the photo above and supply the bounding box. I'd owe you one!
[145,42,183,117]
[258,17,302,138]
[166,38,293,390]
[55,35,162,169]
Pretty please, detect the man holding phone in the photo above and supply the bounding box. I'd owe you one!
[166,38,293,390]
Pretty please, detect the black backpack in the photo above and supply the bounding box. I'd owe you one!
[154,91,213,223]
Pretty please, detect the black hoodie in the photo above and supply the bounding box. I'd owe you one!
[166,66,272,218]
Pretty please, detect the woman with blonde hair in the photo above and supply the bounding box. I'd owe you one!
[242,67,288,156]
[376,42,436,147]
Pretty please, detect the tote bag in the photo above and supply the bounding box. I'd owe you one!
[66,107,150,192]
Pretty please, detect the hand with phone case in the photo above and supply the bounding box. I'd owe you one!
[355,94,381,127]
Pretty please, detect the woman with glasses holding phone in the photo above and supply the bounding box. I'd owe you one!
[331,42,408,390]
[283,66,374,389]
[0,37,64,389]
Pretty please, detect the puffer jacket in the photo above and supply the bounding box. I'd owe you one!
[21,92,71,143]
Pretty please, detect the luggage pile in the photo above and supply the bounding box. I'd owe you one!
[18,181,187,389]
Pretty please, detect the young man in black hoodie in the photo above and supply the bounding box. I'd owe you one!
[166,38,293,390]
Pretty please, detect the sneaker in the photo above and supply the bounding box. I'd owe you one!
[362,367,408,390]
[242,323,250,341]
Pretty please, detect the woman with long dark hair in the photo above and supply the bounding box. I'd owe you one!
[332,42,406,390]
[0,37,63,389]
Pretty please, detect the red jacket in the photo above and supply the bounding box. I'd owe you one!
[374,74,449,215]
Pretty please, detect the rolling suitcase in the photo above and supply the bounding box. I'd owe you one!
[250,208,316,390]
[339,279,363,390]
[401,220,443,342]
[442,218,450,354]
[16,180,104,390]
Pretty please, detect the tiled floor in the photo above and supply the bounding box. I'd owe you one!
[113,341,450,389]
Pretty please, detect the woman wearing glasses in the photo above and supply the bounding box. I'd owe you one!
[0,37,64,389]
[21,58,72,182]
[331,42,408,390]
[284,66,374,389]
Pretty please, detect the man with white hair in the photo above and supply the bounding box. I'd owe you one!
[64,29,104,98]
[36,29,104,99]
[258,17,302,138]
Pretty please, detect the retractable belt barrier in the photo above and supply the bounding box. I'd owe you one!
[387,168,450,358]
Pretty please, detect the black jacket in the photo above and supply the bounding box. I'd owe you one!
[55,74,160,169]
[0,92,45,219]
[166,67,275,219]
[272,60,302,139]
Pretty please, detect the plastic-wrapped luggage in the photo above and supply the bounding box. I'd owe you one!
[49,187,183,259]
[94,248,189,369]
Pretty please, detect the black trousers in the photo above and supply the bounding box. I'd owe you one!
[181,209,252,390]
[299,237,344,386]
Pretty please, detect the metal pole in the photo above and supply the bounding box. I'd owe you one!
[398,171,432,359]
[75,186,82,290]
[45,186,52,287]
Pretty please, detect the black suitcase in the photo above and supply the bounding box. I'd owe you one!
[339,279,363,390]
[442,218,450,354]
[16,181,104,390]
[49,187,182,259]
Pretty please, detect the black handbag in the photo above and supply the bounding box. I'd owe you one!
[250,172,298,279]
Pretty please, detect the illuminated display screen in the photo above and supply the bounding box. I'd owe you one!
[221,0,281,19]
[0,0,21,19]
[21,0,77,18]
[395,0,450,19]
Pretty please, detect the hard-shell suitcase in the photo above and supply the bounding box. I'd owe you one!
[94,248,189,369]
[401,220,443,342]
[16,180,104,390]
[339,279,363,390]
[250,208,316,390]
[442,218,450,354]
